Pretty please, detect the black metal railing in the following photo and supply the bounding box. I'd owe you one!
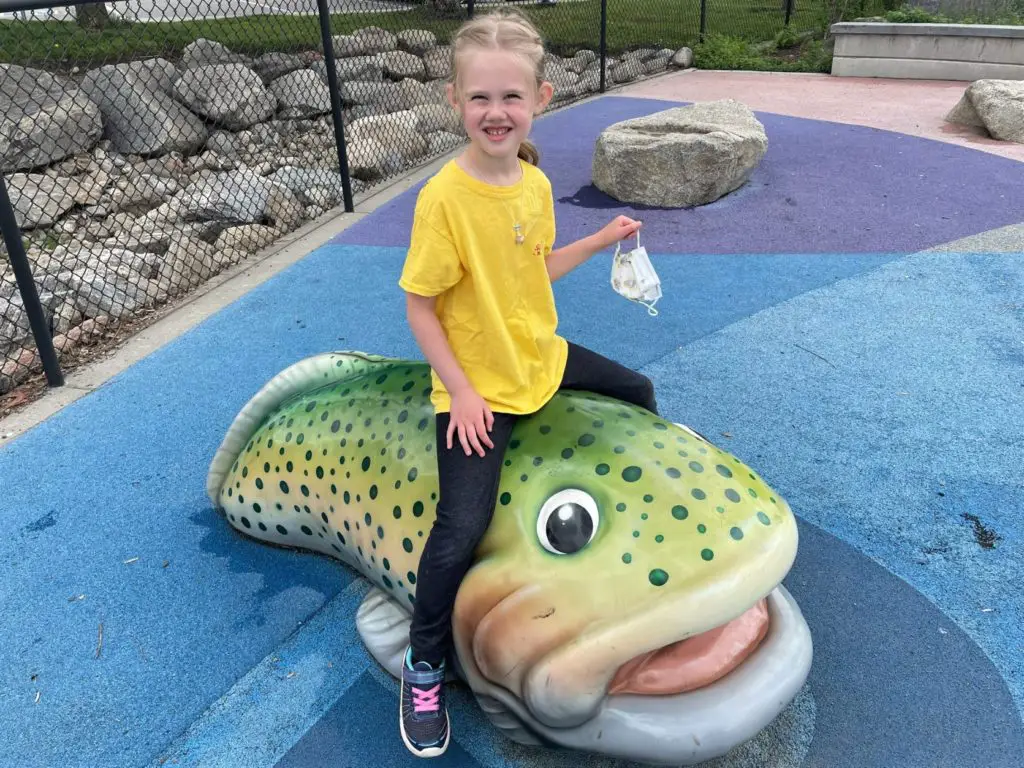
[1,0,822,398]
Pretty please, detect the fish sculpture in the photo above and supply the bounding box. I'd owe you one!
[207,351,813,765]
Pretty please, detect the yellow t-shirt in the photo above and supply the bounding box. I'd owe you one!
[398,158,568,415]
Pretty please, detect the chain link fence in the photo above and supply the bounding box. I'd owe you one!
[1,0,824,402]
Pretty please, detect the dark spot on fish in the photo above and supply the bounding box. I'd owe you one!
[301,525,313,536]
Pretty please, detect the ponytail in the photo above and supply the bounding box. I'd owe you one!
[518,138,539,166]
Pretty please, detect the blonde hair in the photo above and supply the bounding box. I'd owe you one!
[449,8,546,166]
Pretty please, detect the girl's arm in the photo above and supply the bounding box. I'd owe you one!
[546,215,641,282]
[406,292,472,397]
[405,292,494,456]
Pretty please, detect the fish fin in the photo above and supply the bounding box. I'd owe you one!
[206,350,390,505]
[355,587,459,683]
[472,692,546,746]
[356,587,413,679]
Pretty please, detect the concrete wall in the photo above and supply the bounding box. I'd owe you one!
[830,22,1024,80]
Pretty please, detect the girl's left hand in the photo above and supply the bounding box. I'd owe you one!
[594,215,642,250]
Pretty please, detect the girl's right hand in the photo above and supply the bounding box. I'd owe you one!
[447,387,495,457]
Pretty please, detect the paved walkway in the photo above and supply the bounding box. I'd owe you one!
[621,70,1024,163]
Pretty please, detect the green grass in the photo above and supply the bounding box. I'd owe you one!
[0,0,831,72]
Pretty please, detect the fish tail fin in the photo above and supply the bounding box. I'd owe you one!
[205,350,389,506]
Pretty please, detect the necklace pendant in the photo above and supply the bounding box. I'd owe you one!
[513,223,524,245]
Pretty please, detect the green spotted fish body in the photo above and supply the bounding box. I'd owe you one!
[207,351,811,765]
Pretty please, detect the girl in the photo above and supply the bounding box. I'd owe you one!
[396,9,659,757]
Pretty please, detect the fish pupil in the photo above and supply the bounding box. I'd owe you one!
[545,503,593,555]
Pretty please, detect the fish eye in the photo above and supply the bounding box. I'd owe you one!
[536,489,599,555]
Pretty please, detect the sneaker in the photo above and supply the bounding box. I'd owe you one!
[399,646,450,757]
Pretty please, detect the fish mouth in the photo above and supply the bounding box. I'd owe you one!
[606,597,770,696]
[460,585,812,766]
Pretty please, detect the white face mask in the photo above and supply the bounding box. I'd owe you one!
[611,231,661,316]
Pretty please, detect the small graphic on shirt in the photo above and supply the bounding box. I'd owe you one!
[534,243,543,257]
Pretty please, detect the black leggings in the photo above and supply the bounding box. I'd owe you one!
[408,342,658,666]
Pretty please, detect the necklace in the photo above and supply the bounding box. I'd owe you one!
[456,155,527,245]
[501,194,527,246]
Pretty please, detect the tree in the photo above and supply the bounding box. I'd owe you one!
[75,3,110,30]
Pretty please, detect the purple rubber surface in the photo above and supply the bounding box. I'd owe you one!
[333,97,1023,254]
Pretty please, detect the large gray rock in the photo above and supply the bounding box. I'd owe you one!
[313,55,384,84]
[79,60,208,157]
[174,64,277,130]
[423,46,452,80]
[944,92,986,129]
[0,65,103,172]
[378,50,426,82]
[331,26,398,57]
[592,100,767,208]
[397,29,437,56]
[269,70,332,119]
[252,52,307,83]
[182,38,252,68]
[177,169,279,222]
[966,79,1024,143]
[5,172,82,229]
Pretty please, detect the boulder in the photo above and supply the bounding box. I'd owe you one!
[79,61,208,156]
[592,100,767,208]
[945,93,986,129]
[967,80,1024,143]
[0,65,103,172]
[174,64,277,130]
[269,70,332,119]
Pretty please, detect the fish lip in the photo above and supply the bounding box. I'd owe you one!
[464,585,812,766]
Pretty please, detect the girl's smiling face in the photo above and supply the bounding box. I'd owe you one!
[448,48,553,164]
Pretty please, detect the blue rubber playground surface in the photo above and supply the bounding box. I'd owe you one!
[1,95,1022,768]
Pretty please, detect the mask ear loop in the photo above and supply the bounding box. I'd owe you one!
[612,230,658,316]
[633,229,658,316]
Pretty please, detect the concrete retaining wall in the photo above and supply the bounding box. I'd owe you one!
[830,22,1024,80]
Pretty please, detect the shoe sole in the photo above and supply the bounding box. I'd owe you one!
[399,682,450,758]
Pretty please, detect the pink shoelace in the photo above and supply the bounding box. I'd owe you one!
[412,684,440,714]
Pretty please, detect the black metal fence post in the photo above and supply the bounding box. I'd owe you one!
[315,0,355,213]
[0,176,64,388]
[784,0,794,26]
[700,0,708,43]
[467,0,475,19]
[599,0,607,93]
